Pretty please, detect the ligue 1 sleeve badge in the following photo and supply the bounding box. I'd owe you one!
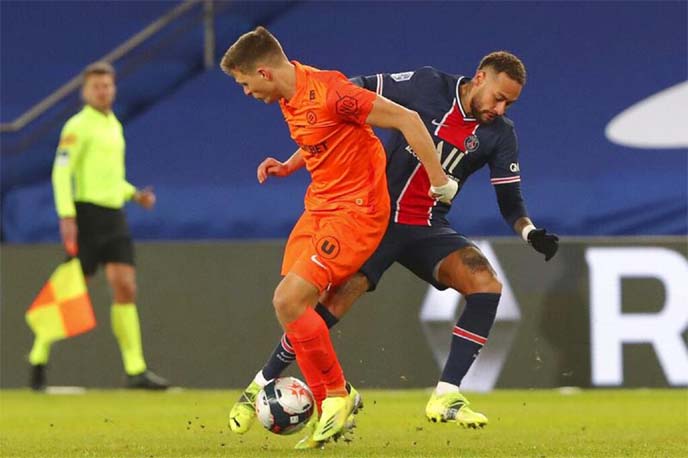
[464,134,480,153]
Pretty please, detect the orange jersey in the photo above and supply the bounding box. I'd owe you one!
[279,61,388,214]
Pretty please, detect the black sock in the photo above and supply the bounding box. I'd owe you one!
[440,293,500,387]
[261,303,339,381]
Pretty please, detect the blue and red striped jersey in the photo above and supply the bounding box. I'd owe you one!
[352,67,528,228]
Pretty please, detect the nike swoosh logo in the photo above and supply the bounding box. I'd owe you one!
[605,81,688,148]
[310,255,326,269]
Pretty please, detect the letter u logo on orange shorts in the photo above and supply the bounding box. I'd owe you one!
[316,236,340,259]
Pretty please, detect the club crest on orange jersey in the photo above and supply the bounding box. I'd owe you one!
[306,110,317,124]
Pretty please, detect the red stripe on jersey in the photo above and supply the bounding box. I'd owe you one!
[395,163,435,226]
[435,102,479,147]
[452,326,487,345]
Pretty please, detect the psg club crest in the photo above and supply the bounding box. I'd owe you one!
[464,134,479,153]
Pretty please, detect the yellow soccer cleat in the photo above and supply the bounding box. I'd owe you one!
[346,382,364,415]
[312,395,355,442]
[294,412,324,449]
[425,391,488,428]
[338,382,364,441]
[294,382,363,448]
[228,381,262,434]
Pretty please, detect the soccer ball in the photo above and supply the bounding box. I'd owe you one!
[255,376,315,435]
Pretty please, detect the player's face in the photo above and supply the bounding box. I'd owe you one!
[231,69,278,104]
[82,73,116,112]
[470,70,522,123]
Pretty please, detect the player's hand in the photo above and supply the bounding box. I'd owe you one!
[134,187,156,209]
[429,177,458,204]
[59,217,78,257]
[257,157,291,183]
[527,228,559,261]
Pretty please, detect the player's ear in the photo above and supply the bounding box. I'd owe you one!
[257,68,272,80]
[474,70,487,86]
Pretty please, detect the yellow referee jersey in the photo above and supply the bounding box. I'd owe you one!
[52,105,136,218]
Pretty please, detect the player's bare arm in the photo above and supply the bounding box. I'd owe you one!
[257,149,306,184]
[365,95,457,203]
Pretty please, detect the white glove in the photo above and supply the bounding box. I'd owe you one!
[430,178,458,204]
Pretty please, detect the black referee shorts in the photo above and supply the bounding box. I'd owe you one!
[75,202,135,277]
[359,222,475,291]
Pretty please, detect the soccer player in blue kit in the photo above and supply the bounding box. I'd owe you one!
[230,51,559,433]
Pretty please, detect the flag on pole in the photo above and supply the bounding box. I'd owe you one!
[26,258,95,341]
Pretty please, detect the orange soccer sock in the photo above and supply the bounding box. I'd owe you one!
[296,355,327,414]
[286,307,346,401]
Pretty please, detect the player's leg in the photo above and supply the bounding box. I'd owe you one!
[428,245,501,427]
[229,214,316,433]
[436,246,502,385]
[232,211,352,444]
[256,222,398,388]
[260,274,366,381]
[273,271,355,443]
[28,336,51,391]
[296,210,387,444]
[230,217,398,435]
[231,211,388,441]
[104,237,167,390]
[398,227,497,427]
[229,273,370,435]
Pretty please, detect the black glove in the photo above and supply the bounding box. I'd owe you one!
[527,228,559,261]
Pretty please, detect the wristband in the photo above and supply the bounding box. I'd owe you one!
[521,224,536,242]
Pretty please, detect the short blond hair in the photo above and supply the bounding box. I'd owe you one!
[478,51,526,86]
[82,61,115,81]
[220,26,286,74]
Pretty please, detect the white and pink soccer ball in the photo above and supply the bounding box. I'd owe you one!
[255,376,315,435]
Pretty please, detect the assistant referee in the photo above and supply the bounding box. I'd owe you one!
[30,62,168,390]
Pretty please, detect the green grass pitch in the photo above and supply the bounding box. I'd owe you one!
[1,389,686,457]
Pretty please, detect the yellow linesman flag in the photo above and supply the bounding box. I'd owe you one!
[26,258,96,341]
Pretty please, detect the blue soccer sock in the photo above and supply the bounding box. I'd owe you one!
[439,293,500,388]
[261,303,339,381]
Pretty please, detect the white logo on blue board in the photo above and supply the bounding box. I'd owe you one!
[605,81,688,149]
[390,71,414,82]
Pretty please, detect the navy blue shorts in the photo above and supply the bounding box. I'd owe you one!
[359,222,474,291]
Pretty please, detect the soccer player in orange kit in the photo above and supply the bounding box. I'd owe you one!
[220,26,458,447]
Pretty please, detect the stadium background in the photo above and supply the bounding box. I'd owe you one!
[1,0,686,391]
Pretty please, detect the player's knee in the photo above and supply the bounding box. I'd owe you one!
[454,270,502,295]
[272,292,287,315]
[475,273,502,294]
[114,279,137,303]
[450,247,503,294]
[272,290,301,323]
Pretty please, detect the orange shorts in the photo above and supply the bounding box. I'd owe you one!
[282,207,390,292]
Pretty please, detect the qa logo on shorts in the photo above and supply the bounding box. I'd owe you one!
[316,236,340,259]
[418,241,521,392]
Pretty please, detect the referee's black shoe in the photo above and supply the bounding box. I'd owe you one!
[127,370,169,390]
[30,364,47,391]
